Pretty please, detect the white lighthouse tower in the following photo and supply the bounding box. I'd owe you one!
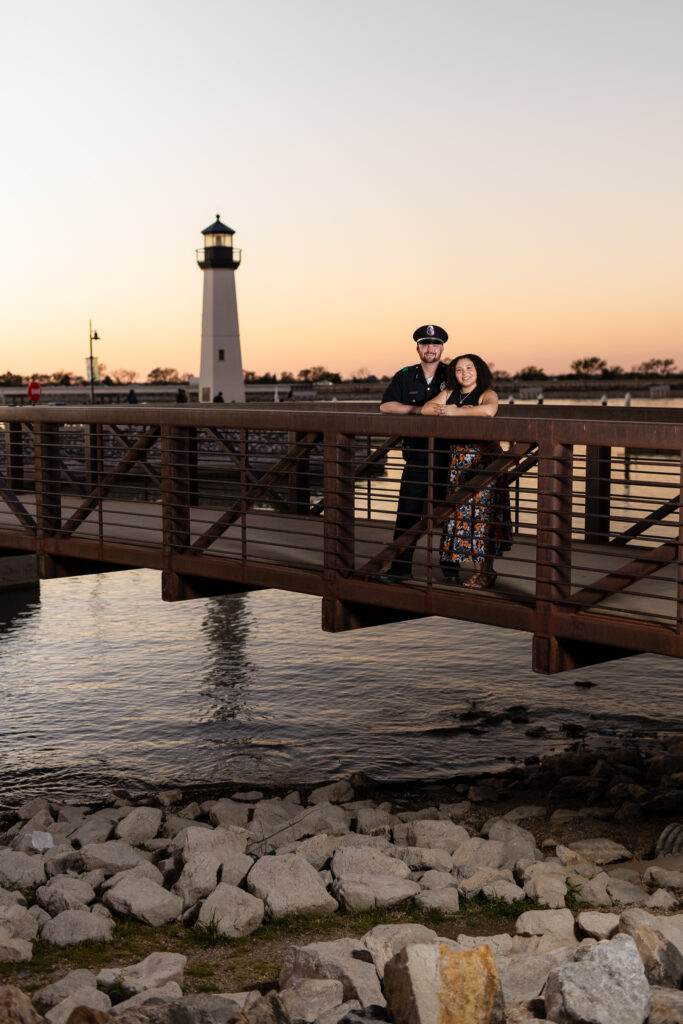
[196,215,245,403]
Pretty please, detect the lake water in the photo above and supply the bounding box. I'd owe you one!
[2,395,682,805]
[1,568,682,805]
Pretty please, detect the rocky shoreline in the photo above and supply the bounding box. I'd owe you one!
[1,735,683,1024]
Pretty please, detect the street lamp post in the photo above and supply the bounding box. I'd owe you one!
[89,320,100,404]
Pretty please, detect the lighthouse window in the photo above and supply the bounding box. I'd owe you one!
[215,234,224,246]
[218,349,225,362]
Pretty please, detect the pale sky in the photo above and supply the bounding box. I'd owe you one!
[2,0,682,380]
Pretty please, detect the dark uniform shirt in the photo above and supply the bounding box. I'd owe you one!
[381,362,448,458]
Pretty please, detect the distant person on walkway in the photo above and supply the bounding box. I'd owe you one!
[124,389,138,404]
[422,353,510,589]
[213,391,225,403]
[175,387,188,403]
[377,324,449,582]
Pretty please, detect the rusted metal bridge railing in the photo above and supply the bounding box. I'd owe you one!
[0,404,682,674]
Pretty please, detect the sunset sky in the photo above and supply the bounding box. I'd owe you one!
[2,0,682,381]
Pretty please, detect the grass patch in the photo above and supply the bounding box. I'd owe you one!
[0,897,548,996]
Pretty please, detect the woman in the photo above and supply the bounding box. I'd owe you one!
[422,353,501,589]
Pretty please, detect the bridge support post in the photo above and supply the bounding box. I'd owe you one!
[34,423,61,576]
[5,422,24,492]
[322,431,356,631]
[532,634,636,674]
[534,441,572,671]
[585,445,611,544]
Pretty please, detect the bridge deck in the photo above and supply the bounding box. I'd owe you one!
[1,403,682,673]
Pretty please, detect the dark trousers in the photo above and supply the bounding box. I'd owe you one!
[390,450,447,575]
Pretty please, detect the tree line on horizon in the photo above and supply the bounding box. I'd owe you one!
[0,355,678,388]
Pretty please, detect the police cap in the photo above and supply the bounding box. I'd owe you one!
[413,324,448,344]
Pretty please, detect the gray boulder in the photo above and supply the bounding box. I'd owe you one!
[309,781,354,805]
[103,876,182,926]
[567,838,632,864]
[36,876,95,916]
[405,820,469,852]
[414,887,460,913]
[279,978,345,1023]
[391,846,452,872]
[115,807,163,845]
[577,911,620,940]
[331,847,411,880]
[196,883,264,938]
[0,924,33,962]
[0,903,39,942]
[111,981,183,1016]
[41,909,114,946]
[516,909,577,945]
[279,937,385,1008]
[97,952,187,996]
[362,923,438,979]
[247,854,338,918]
[332,874,420,911]
[0,851,46,888]
[208,799,250,830]
[32,970,98,1014]
[44,988,111,1024]
[79,840,148,874]
[544,933,650,1024]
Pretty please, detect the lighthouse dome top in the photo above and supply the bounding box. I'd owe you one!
[202,215,235,236]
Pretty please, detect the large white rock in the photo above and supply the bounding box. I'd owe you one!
[516,909,577,944]
[247,854,338,918]
[545,933,650,1024]
[32,970,98,1014]
[643,865,683,890]
[481,879,526,903]
[278,978,345,1022]
[0,888,26,909]
[0,923,33,962]
[172,853,221,908]
[279,937,385,1008]
[103,876,182,926]
[249,801,349,853]
[44,988,111,1024]
[169,825,248,862]
[208,799,250,830]
[69,808,128,846]
[0,903,39,942]
[414,887,461,914]
[577,911,620,940]
[392,847,453,872]
[309,781,354,805]
[524,872,567,908]
[619,909,683,958]
[0,851,46,889]
[576,870,613,906]
[78,840,149,874]
[567,838,632,864]
[486,819,540,866]
[114,807,163,845]
[41,909,114,946]
[97,952,187,996]
[333,874,421,911]
[196,883,264,938]
[495,946,578,1005]
[331,846,411,880]
[363,923,438,979]
[219,852,253,888]
[384,942,504,1024]
[419,870,458,891]
[451,838,506,870]
[36,876,95,916]
[284,835,335,871]
[100,861,165,893]
[110,981,183,1016]
[456,868,515,899]
[606,877,649,906]
[405,820,469,852]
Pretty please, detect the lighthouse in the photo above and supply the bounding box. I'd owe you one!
[196,215,245,403]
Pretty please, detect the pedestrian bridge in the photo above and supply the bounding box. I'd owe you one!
[1,403,682,674]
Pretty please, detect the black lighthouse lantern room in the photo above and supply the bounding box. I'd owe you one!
[196,215,242,269]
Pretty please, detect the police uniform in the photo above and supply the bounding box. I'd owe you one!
[380,325,448,578]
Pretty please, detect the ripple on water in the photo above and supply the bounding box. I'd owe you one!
[0,569,682,802]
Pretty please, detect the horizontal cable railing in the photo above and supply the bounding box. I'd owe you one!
[0,405,681,665]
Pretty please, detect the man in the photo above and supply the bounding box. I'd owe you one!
[377,324,448,581]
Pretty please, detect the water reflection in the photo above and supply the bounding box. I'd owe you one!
[199,595,255,722]
[0,586,40,636]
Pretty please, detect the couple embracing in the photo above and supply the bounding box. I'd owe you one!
[378,324,510,589]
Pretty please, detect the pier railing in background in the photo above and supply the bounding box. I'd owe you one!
[0,404,682,674]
